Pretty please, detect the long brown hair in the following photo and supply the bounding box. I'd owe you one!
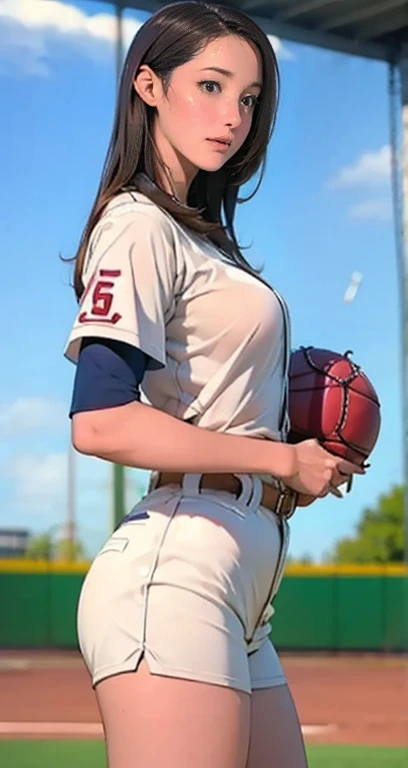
[73,1,280,300]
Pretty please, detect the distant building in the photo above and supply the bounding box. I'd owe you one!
[0,528,30,558]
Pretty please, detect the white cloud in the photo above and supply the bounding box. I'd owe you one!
[348,198,392,222]
[0,0,142,44]
[327,146,393,226]
[1,452,150,555]
[0,0,142,76]
[0,1,292,77]
[2,448,107,511]
[0,450,109,556]
[328,145,391,190]
[267,35,295,61]
[0,396,66,437]
[5,451,67,501]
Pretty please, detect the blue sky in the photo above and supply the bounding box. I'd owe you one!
[0,0,402,560]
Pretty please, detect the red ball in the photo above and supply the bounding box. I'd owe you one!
[288,347,381,467]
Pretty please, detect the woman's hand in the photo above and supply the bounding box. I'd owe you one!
[280,439,365,498]
[296,484,345,507]
[296,493,317,507]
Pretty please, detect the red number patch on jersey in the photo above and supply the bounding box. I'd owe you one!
[79,269,122,325]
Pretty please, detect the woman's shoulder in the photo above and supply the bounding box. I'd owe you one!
[103,190,173,229]
[87,191,177,259]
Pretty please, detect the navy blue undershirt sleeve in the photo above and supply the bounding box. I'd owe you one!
[69,338,149,418]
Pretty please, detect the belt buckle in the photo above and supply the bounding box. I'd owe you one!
[275,483,297,519]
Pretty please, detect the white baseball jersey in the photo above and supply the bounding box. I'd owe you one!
[65,191,290,451]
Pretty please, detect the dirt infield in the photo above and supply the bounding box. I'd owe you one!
[0,651,406,746]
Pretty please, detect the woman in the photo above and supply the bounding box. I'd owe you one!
[65,3,363,766]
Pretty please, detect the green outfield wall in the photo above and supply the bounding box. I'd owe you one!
[0,561,406,651]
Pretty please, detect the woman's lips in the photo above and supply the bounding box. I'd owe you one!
[206,138,231,152]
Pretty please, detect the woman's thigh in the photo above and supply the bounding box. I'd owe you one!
[96,659,251,768]
[246,684,308,768]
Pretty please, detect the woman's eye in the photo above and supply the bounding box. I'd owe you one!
[242,95,258,109]
[197,81,258,108]
[198,80,222,94]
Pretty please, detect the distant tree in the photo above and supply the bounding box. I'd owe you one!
[26,533,87,561]
[286,553,314,566]
[327,485,404,564]
[55,537,87,562]
[25,533,54,560]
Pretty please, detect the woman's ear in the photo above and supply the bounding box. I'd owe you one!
[133,65,162,107]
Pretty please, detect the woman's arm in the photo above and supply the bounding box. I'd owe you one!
[72,400,296,480]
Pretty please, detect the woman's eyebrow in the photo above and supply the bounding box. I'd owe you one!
[199,66,262,89]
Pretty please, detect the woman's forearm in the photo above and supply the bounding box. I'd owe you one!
[72,400,295,480]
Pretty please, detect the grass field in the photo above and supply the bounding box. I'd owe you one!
[0,740,406,767]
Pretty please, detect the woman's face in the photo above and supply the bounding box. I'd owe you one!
[137,35,262,186]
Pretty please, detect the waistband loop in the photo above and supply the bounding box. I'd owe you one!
[232,474,253,506]
[181,472,262,513]
[247,474,263,513]
[181,473,203,496]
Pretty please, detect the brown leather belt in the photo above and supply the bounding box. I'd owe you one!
[155,472,297,518]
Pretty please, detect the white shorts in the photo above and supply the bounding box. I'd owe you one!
[77,472,290,694]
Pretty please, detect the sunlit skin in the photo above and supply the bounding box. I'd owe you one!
[134,35,262,202]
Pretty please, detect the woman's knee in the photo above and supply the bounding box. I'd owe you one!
[96,658,251,768]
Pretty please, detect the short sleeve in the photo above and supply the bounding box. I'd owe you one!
[64,205,178,368]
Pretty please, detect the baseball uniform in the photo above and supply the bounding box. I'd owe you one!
[65,188,291,692]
